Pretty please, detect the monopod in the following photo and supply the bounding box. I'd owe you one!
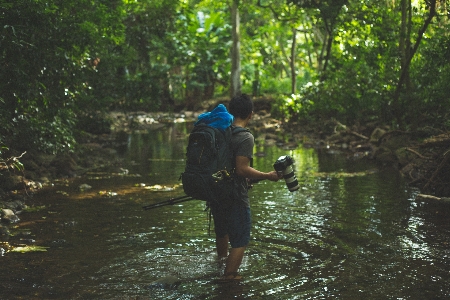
[142,195,195,210]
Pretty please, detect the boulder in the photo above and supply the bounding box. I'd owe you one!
[1,208,20,224]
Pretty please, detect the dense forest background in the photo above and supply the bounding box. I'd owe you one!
[1,0,449,168]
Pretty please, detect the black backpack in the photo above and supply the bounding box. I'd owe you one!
[181,123,249,205]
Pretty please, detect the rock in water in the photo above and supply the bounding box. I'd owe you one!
[147,275,181,289]
[1,209,20,223]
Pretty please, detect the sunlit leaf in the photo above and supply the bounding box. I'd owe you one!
[9,245,49,253]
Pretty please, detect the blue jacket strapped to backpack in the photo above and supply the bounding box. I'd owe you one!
[194,104,234,131]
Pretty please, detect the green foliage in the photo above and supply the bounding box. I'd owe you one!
[1,0,449,160]
[410,31,450,129]
[271,89,315,122]
[112,0,179,110]
[170,2,233,106]
[11,111,76,154]
[0,0,123,154]
[0,144,25,174]
[270,0,448,128]
[261,78,292,95]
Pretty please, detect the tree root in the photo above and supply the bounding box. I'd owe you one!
[423,148,450,190]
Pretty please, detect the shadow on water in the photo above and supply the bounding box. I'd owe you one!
[1,123,449,299]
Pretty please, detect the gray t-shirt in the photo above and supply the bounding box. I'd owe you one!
[231,126,254,207]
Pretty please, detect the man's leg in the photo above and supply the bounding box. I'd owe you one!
[216,234,229,258]
[224,246,246,277]
[221,205,250,279]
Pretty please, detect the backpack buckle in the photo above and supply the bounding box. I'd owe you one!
[212,170,230,181]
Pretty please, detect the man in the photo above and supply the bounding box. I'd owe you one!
[211,94,281,282]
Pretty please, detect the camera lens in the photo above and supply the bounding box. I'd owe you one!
[273,155,299,192]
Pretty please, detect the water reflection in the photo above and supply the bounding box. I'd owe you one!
[0,123,449,299]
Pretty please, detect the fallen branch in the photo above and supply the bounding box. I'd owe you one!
[332,119,368,140]
[416,194,450,203]
[348,131,368,140]
[405,147,430,159]
[420,133,450,148]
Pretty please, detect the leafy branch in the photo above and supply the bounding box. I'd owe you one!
[0,149,26,172]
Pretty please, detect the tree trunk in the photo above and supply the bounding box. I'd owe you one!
[291,28,297,95]
[392,0,437,125]
[230,0,241,97]
[320,29,333,81]
[392,0,411,125]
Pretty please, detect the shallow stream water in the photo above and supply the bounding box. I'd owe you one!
[1,123,449,299]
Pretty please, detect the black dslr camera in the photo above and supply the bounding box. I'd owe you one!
[273,155,299,192]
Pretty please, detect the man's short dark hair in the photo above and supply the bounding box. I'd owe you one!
[229,94,253,119]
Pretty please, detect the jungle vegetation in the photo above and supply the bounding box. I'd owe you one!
[1,0,449,166]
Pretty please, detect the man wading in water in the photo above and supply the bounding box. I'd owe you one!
[211,94,281,282]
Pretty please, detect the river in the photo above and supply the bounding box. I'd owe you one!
[1,122,449,299]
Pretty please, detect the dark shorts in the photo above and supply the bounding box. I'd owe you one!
[211,203,251,248]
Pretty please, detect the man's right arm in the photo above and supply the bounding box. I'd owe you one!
[235,156,281,182]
